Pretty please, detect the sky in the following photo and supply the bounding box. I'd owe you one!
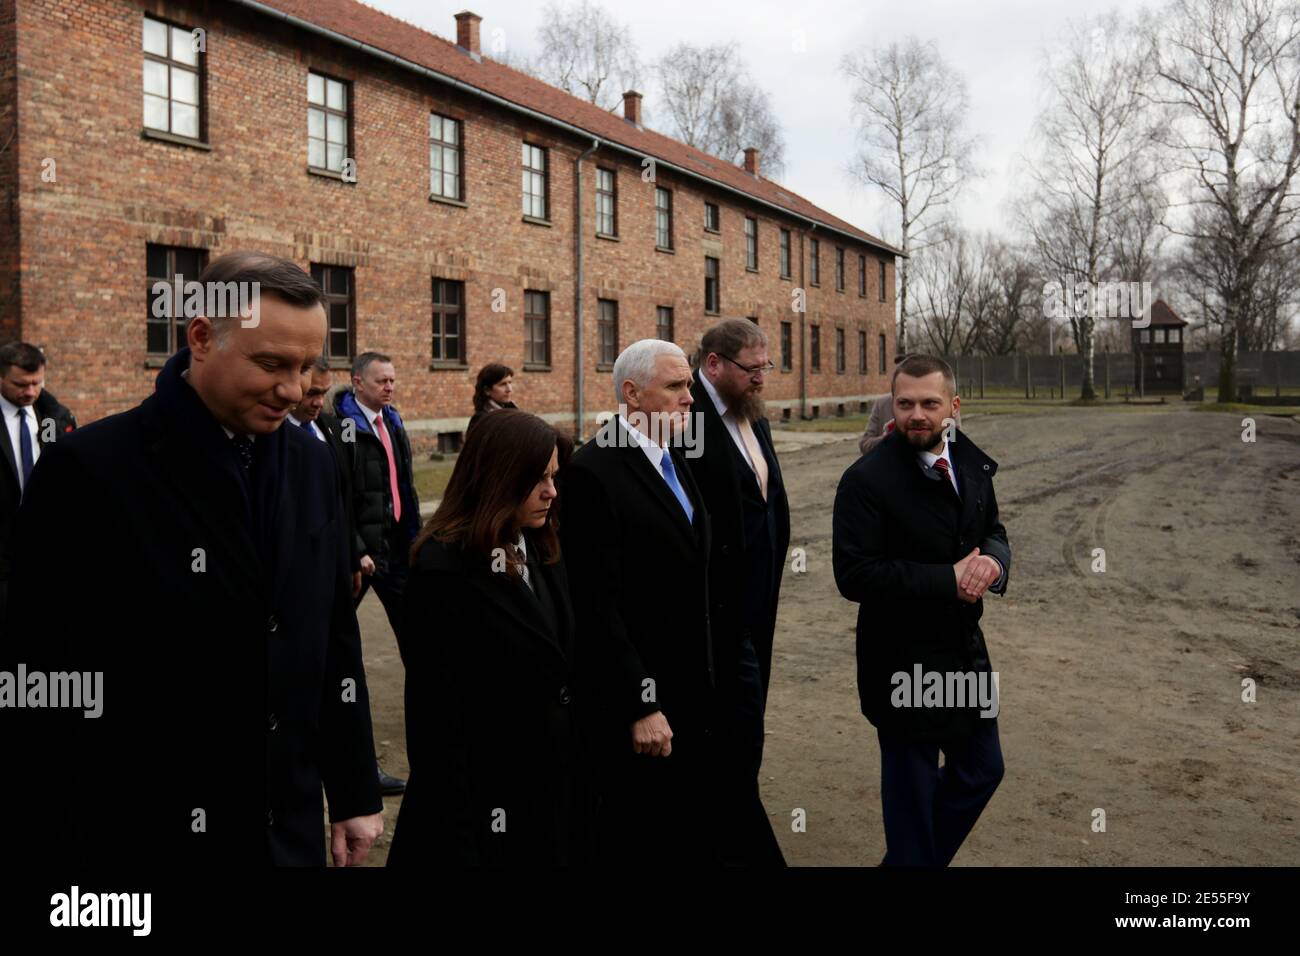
[357,0,1145,245]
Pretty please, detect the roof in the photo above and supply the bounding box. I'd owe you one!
[239,0,902,257]
[1148,299,1188,327]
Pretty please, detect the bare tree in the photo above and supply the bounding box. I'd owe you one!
[1019,11,1161,399]
[1148,0,1300,400]
[978,239,1041,355]
[913,227,978,355]
[653,43,786,176]
[530,0,642,112]
[841,37,979,354]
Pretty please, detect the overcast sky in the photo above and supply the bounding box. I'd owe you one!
[359,0,1144,244]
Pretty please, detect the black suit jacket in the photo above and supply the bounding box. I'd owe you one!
[559,416,714,753]
[0,349,382,866]
[315,411,361,573]
[684,371,790,692]
[0,390,77,617]
[389,535,587,866]
[832,428,1011,740]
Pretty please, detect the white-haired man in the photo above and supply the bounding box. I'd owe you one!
[560,339,731,863]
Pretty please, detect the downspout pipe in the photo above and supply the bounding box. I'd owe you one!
[574,138,600,442]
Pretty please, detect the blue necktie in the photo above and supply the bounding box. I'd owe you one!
[17,407,34,489]
[658,451,694,524]
[298,419,315,437]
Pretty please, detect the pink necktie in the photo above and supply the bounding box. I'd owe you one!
[374,413,402,523]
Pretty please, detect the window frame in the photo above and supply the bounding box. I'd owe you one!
[524,289,551,368]
[655,187,674,250]
[656,305,674,342]
[429,112,464,202]
[810,324,821,372]
[142,14,206,144]
[836,247,845,292]
[310,263,357,365]
[596,166,618,237]
[146,244,209,357]
[810,239,821,286]
[597,298,619,368]
[704,256,721,315]
[522,141,550,221]
[745,216,758,271]
[430,276,466,367]
[704,202,720,232]
[307,70,352,177]
[779,228,792,279]
[780,321,793,371]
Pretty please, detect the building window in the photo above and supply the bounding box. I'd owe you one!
[810,239,820,285]
[704,256,720,314]
[656,305,674,341]
[779,228,791,278]
[1169,327,1181,344]
[596,167,617,236]
[429,113,462,200]
[858,330,867,372]
[308,72,350,174]
[146,244,207,355]
[836,327,846,372]
[309,264,355,362]
[525,290,550,366]
[704,202,720,232]
[745,216,758,270]
[430,278,465,364]
[836,248,845,291]
[780,321,793,371]
[858,255,867,296]
[598,299,618,366]
[810,325,821,371]
[142,16,203,140]
[655,187,673,249]
[878,333,887,374]
[522,142,548,219]
[879,259,888,301]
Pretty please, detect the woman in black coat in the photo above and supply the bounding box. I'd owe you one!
[466,362,518,434]
[389,409,588,866]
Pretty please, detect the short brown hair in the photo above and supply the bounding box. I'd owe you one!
[699,318,767,365]
[195,251,325,343]
[892,353,956,396]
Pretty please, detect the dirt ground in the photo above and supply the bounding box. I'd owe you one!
[352,405,1300,866]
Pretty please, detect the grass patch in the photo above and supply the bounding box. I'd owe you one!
[412,458,458,503]
[1194,402,1300,416]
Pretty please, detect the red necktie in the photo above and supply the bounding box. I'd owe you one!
[374,413,402,523]
[933,456,957,496]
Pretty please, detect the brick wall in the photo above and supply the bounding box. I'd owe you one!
[6,0,896,444]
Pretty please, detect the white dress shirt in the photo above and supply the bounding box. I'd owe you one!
[698,372,757,472]
[1,393,40,493]
[617,413,669,476]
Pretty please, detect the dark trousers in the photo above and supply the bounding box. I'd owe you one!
[713,638,785,866]
[355,533,410,639]
[877,718,1004,866]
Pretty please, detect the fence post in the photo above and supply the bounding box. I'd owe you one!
[1060,356,1066,400]
[1104,352,1111,399]
[1025,355,1032,399]
[1277,353,1282,398]
[980,356,985,399]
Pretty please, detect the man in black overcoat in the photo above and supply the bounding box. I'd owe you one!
[683,319,788,865]
[560,339,724,864]
[833,354,1010,867]
[0,252,383,867]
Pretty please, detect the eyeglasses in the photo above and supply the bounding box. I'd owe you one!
[719,354,776,377]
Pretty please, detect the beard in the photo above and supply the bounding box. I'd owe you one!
[726,386,766,423]
[904,422,944,452]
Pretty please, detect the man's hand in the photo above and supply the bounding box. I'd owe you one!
[360,555,376,576]
[631,711,673,757]
[954,547,1000,602]
[330,813,384,867]
[351,570,363,598]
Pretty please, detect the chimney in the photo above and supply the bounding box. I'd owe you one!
[622,90,642,126]
[743,147,760,177]
[455,11,482,58]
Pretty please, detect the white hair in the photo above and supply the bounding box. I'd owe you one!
[611,339,687,405]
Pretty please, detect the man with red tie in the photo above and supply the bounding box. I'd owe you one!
[833,353,1010,866]
[335,351,420,795]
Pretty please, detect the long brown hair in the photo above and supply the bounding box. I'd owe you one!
[410,409,571,576]
[472,362,515,412]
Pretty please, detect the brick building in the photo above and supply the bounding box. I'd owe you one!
[0,0,900,448]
